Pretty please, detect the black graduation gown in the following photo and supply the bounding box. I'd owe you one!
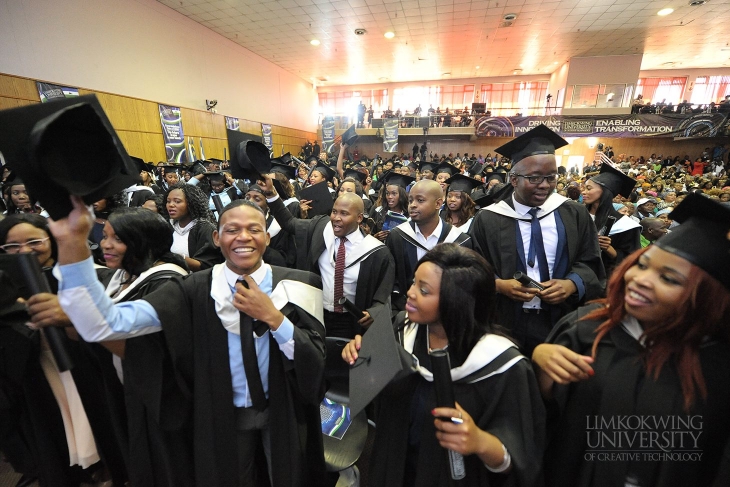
[468,198,605,330]
[370,322,546,487]
[599,210,641,277]
[185,219,224,270]
[544,305,730,487]
[386,221,472,311]
[142,266,328,487]
[268,196,395,324]
[266,213,297,268]
[114,268,195,487]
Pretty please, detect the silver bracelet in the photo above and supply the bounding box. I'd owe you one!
[485,443,511,473]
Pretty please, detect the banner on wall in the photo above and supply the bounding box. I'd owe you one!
[187,137,197,162]
[37,82,79,103]
[199,138,206,160]
[158,104,188,163]
[261,123,273,151]
[322,119,336,154]
[225,116,240,131]
[474,113,729,139]
[383,119,399,152]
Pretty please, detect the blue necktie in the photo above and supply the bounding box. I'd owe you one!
[528,208,550,283]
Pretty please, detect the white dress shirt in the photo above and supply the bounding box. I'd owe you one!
[318,227,363,312]
[414,218,444,261]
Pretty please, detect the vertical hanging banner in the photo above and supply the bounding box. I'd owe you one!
[225,116,240,130]
[199,138,206,160]
[261,123,273,151]
[383,119,399,152]
[158,104,187,163]
[322,119,336,154]
[37,82,79,102]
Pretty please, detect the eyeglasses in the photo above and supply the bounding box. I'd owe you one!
[512,174,559,185]
[0,237,51,253]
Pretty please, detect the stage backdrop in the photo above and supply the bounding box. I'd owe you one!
[475,113,729,139]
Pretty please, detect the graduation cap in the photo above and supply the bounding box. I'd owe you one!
[417,161,439,174]
[310,164,336,182]
[159,165,182,176]
[280,152,292,165]
[348,305,416,416]
[246,184,265,195]
[270,162,296,180]
[485,172,505,185]
[657,194,730,289]
[495,124,568,163]
[299,180,334,217]
[341,125,359,146]
[0,94,140,219]
[382,171,415,189]
[434,161,456,177]
[305,155,319,166]
[590,163,636,198]
[343,168,367,184]
[227,129,271,180]
[444,174,483,194]
[203,171,226,183]
[130,156,146,174]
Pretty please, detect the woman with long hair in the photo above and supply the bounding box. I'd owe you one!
[581,164,641,275]
[533,194,730,487]
[371,172,412,242]
[442,174,481,232]
[1,213,129,486]
[163,183,221,271]
[343,244,545,487]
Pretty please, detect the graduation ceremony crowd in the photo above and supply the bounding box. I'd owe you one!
[1,95,730,487]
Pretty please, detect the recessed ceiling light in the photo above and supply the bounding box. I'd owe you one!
[553,61,559,64]
[476,66,480,69]
[657,8,674,16]
[384,31,395,39]
[688,0,707,5]
[310,39,320,46]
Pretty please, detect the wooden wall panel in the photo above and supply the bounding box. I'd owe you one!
[0,72,317,165]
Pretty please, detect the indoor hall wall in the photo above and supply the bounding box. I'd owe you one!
[0,0,318,133]
[347,135,726,170]
[0,73,315,162]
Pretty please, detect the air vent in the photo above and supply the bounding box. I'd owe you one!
[354,28,366,35]
[503,13,518,21]
[499,21,514,28]
[688,0,707,5]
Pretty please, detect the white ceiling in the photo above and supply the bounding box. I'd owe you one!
[158,0,730,86]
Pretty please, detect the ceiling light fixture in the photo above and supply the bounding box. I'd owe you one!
[384,31,395,39]
[476,66,480,69]
[688,0,707,5]
[657,8,674,16]
[310,39,320,46]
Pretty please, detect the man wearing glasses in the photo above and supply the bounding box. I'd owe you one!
[469,125,605,358]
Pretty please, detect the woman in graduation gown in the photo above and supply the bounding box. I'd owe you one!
[1,213,128,486]
[581,164,641,276]
[95,207,194,487]
[441,174,481,232]
[343,244,545,487]
[533,194,730,487]
[163,183,222,271]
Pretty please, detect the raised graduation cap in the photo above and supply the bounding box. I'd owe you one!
[0,94,140,219]
[657,194,730,289]
[341,125,359,146]
[299,180,334,218]
[495,123,568,163]
[343,168,367,184]
[227,129,271,180]
[381,171,415,189]
[590,162,637,198]
[444,174,483,194]
[348,305,416,417]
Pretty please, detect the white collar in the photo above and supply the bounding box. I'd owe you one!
[512,194,537,217]
[486,193,567,221]
[620,314,645,346]
[107,263,188,302]
[222,261,269,289]
[415,218,443,239]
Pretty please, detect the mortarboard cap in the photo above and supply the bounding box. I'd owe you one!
[0,94,140,219]
[349,306,417,417]
[312,164,336,182]
[270,162,296,180]
[417,161,439,174]
[227,129,271,180]
[485,173,505,184]
[203,171,226,183]
[343,168,367,184]
[305,155,319,166]
[159,164,182,176]
[299,180,334,217]
[130,156,147,174]
[434,161,456,177]
[246,184,265,196]
[591,163,636,198]
[280,152,292,165]
[657,194,730,289]
[495,124,568,163]
[341,125,359,146]
[445,174,483,194]
[382,171,415,189]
